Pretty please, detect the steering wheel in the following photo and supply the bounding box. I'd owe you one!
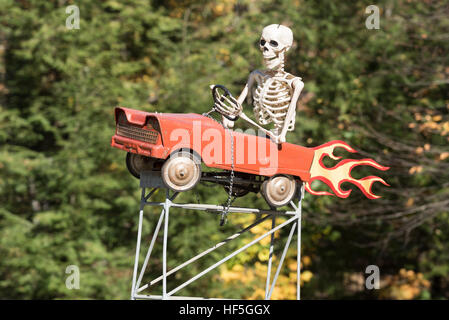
[211,85,241,121]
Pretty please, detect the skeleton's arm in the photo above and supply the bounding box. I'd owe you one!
[239,112,272,136]
[222,71,259,129]
[275,78,304,144]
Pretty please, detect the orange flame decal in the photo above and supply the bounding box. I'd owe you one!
[305,140,390,199]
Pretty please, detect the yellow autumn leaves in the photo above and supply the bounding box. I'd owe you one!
[409,110,449,138]
[380,269,431,300]
[216,215,313,299]
[211,0,235,16]
[218,257,314,300]
[408,108,449,175]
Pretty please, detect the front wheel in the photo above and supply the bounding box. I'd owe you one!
[161,151,201,192]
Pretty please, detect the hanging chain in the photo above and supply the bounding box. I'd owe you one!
[221,126,235,226]
[202,107,235,226]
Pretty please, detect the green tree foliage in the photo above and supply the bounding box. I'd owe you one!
[0,0,448,299]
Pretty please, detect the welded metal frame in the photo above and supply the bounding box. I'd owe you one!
[130,171,303,300]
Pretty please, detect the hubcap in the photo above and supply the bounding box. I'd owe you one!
[263,175,296,207]
[162,153,200,191]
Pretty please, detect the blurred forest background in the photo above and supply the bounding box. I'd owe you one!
[1,0,448,299]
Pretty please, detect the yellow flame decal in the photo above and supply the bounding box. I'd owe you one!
[305,140,390,199]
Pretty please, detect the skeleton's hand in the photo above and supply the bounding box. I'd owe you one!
[277,131,287,144]
[269,132,286,145]
[223,117,235,129]
[272,134,280,144]
[210,85,242,120]
[276,135,286,144]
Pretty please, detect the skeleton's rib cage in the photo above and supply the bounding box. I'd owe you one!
[252,71,301,134]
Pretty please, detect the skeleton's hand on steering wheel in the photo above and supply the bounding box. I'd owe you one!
[210,85,242,122]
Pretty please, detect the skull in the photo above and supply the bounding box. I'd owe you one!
[259,24,293,70]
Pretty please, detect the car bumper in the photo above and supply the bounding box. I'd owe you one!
[111,134,169,159]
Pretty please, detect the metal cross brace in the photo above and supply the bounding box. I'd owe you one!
[130,172,303,300]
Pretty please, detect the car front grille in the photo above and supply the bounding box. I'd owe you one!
[117,123,158,144]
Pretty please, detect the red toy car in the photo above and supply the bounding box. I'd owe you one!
[111,89,315,207]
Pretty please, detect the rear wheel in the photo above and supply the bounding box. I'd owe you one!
[126,152,157,179]
[261,175,297,208]
[161,151,201,192]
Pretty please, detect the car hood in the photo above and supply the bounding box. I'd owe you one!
[116,107,223,130]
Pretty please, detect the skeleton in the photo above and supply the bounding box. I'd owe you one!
[213,24,304,144]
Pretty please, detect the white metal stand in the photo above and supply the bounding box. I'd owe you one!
[130,171,303,300]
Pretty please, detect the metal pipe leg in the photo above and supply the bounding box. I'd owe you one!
[162,190,171,299]
[297,195,303,300]
[267,222,297,300]
[131,188,146,299]
[265,216,275,300]
[135,208,166,292]
[297,209,302,300]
